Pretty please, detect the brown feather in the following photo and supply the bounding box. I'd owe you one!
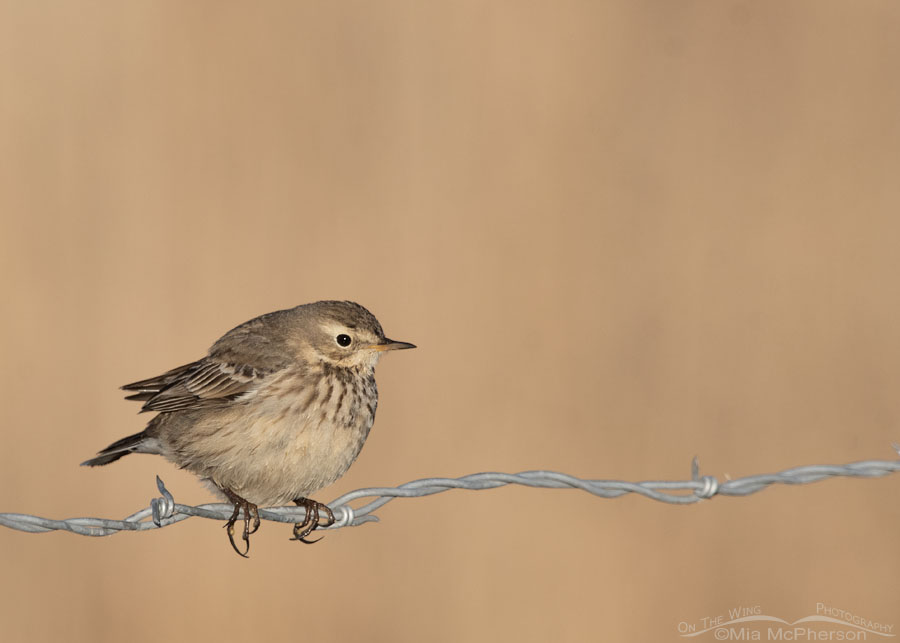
[121,361,200,393]
[130,360,271,413]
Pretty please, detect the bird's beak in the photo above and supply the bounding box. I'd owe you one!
[369,338,417,352]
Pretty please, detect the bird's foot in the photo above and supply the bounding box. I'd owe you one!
[290,498,334,544]
[221,489,260,558]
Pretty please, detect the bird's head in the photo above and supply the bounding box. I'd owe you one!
[296,300,415,369]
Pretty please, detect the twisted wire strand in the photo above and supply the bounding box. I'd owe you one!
[2,450,899,537]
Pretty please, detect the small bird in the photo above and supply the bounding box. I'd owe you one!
[82,301,415,556]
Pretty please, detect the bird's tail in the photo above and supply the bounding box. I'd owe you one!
[80,430,150,467]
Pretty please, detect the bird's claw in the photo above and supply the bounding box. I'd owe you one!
[225,517,250,558]
[290,498,334,544]
[222,489,259,558]
[247,504,261,536]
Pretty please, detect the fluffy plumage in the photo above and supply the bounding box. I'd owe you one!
[83,301,414,533]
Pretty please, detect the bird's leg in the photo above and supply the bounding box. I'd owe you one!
[290,498,335,544]
[221,488,258,558]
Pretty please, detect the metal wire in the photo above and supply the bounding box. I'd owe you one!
[2,450,899,537]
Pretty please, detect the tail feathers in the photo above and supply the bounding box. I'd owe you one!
[81,431,150,467]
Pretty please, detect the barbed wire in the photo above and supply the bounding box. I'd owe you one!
[2,448,900,538]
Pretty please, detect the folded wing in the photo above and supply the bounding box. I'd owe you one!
[122,359,273,413]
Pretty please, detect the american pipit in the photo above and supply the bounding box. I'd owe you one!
[82,301,414,557]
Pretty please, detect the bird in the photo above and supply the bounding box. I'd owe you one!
[81,301,415,557]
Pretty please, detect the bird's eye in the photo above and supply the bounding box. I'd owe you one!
[336,334,352,347]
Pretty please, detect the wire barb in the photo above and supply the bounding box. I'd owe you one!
[690,457,719,499]
[2,450,899,537]
[150,476,176,526]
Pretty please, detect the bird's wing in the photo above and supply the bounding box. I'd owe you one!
[121,362,199,401]
[121,312,295,413]
[122,358,277,413]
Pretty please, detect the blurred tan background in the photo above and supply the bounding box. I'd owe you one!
[2,1,899,641]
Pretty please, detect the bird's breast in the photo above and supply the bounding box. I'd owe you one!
[165,364,381,504]
[220,364,378,503]
[259,364,378,435]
